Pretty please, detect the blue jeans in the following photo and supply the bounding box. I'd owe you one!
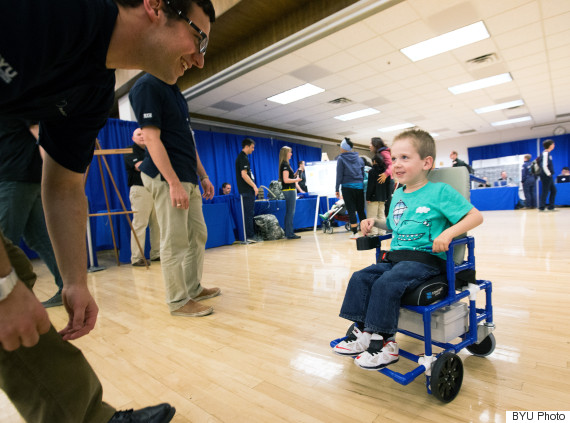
[0,181,63,291]
[241,191,256,239]
[339,261,441,334]
[522,178,536,208]
[282,190,297,237]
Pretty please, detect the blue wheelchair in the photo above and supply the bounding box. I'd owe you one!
[330,168,496,403]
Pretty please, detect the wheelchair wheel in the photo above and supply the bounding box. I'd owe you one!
[344,223,350,231]
[327,226,334,234]
[466,333,496,357]
[430,352,463,403]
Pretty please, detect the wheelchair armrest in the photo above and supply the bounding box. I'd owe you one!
[356,233,392,251]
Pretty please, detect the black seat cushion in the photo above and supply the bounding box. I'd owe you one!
[401,274,448,306]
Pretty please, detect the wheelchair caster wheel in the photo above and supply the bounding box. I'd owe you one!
[327,226,334,234]
[431,352,463,403]
[344,223,350,231]
[466,333,496,357]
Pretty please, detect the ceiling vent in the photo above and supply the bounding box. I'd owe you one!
[466,53,499,66]
[458,129,477,135]
[328,97,352,105]
[556,113,570,119]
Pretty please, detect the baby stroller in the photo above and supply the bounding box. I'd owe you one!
[320,199,351,234]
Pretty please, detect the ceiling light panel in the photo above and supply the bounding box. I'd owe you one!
[448,73,513,95]
[490,116,532,126]
[378,123,415,132]
[267,83,325,105]
[475,100,524,114]
[334,108,380,121]
[400,21,490,62]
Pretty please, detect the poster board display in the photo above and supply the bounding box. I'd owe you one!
[305,160,337,196]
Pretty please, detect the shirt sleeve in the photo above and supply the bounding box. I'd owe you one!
[129,80,164,130]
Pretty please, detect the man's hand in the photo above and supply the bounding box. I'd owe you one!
[254,186,259,196]
[335,191,340,199]
[58,283,98,341]
[201,178,214,200]
[377,173,387,184]
[170,181,189,209]
[0,281,51,351]
[360,218,375,236]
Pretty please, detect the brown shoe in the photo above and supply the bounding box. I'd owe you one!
[132,258,150,267]
[170,300,213,317]
[193,287,221,301]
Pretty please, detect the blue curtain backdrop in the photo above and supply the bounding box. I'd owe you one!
[467,133,570,174]
[85,118,322,254]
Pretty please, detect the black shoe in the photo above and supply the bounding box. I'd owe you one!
[150,256,161,261]
[132,259,150,267]
[109,403,175,422]
[287,235,301,239]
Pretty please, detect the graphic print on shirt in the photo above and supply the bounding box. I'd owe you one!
[391,199,434,248]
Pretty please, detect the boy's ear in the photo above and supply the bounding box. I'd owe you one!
[423,156,434,170]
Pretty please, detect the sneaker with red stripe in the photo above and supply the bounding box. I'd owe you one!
[354,335,399,370]
[332,326,371,356]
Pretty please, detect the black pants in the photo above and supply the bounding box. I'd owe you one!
[539,175,556,210]
[341,186,366,228]
[241,191,256,239]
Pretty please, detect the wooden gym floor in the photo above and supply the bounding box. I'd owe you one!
[1,208,570,422]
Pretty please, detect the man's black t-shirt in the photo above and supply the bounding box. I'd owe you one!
[0,118,42,183]
[129,74,199,185]
[123,143,147,187]
[0,0,118,173]
[235,151,254,194]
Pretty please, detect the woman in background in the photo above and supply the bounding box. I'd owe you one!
[370,137,393,217]
[336,138,366,239]
[279,146,302,239]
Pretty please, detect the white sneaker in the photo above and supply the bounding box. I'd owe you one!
[349,232,361,239]
[354,335,399,370]
[332,326,371,356]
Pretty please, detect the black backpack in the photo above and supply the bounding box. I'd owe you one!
[530,156,541,176]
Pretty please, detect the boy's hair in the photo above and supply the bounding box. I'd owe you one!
[242,137,255,148]
[114,0,216,22]
[393,128,436,160]
[524,154,532,160]
[543,139,554,149]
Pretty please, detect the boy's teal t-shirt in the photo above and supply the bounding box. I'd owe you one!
[387,181,473,260]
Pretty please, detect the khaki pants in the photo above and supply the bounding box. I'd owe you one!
[0,230,115,423]
[129,185,160,263]
[366,201,386,236]
[142,174,207,311]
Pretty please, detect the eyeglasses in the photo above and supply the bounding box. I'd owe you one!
[164,0,208,54]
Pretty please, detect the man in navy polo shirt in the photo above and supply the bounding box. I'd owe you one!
[0,0,215,421]
[129,73,221,317]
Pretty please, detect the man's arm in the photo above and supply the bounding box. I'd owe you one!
[240,170,258,196]
[142,126,190,208]
[196,151,214,200]
[41,153,99,340]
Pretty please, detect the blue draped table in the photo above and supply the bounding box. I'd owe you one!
[90,201,235,263]
[470,186,520,211]
[253,196,330,230]
[556,182,570,205]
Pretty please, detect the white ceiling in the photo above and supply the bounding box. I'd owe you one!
[184,0,570,146]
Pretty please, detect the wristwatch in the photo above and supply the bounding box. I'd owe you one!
[0,268,18,301]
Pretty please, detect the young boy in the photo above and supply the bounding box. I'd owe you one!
[332,129,483,370]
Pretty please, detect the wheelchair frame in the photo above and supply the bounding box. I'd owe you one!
[330,235,495,402]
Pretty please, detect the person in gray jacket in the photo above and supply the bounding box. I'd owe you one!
[335,138,366,239]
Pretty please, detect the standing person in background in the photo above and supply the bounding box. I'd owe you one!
[0,118,64,307]
[236,138,258,243]
[336,138,366,239]
[295,161,308,194]
[538,139,557,211]
[124,127,161,267]
[129,71,220,318]
[366,154,390,236]
[369,137,393,217]
[279,146,302,239]
[450,150,474,174]
[521,154,536,209]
